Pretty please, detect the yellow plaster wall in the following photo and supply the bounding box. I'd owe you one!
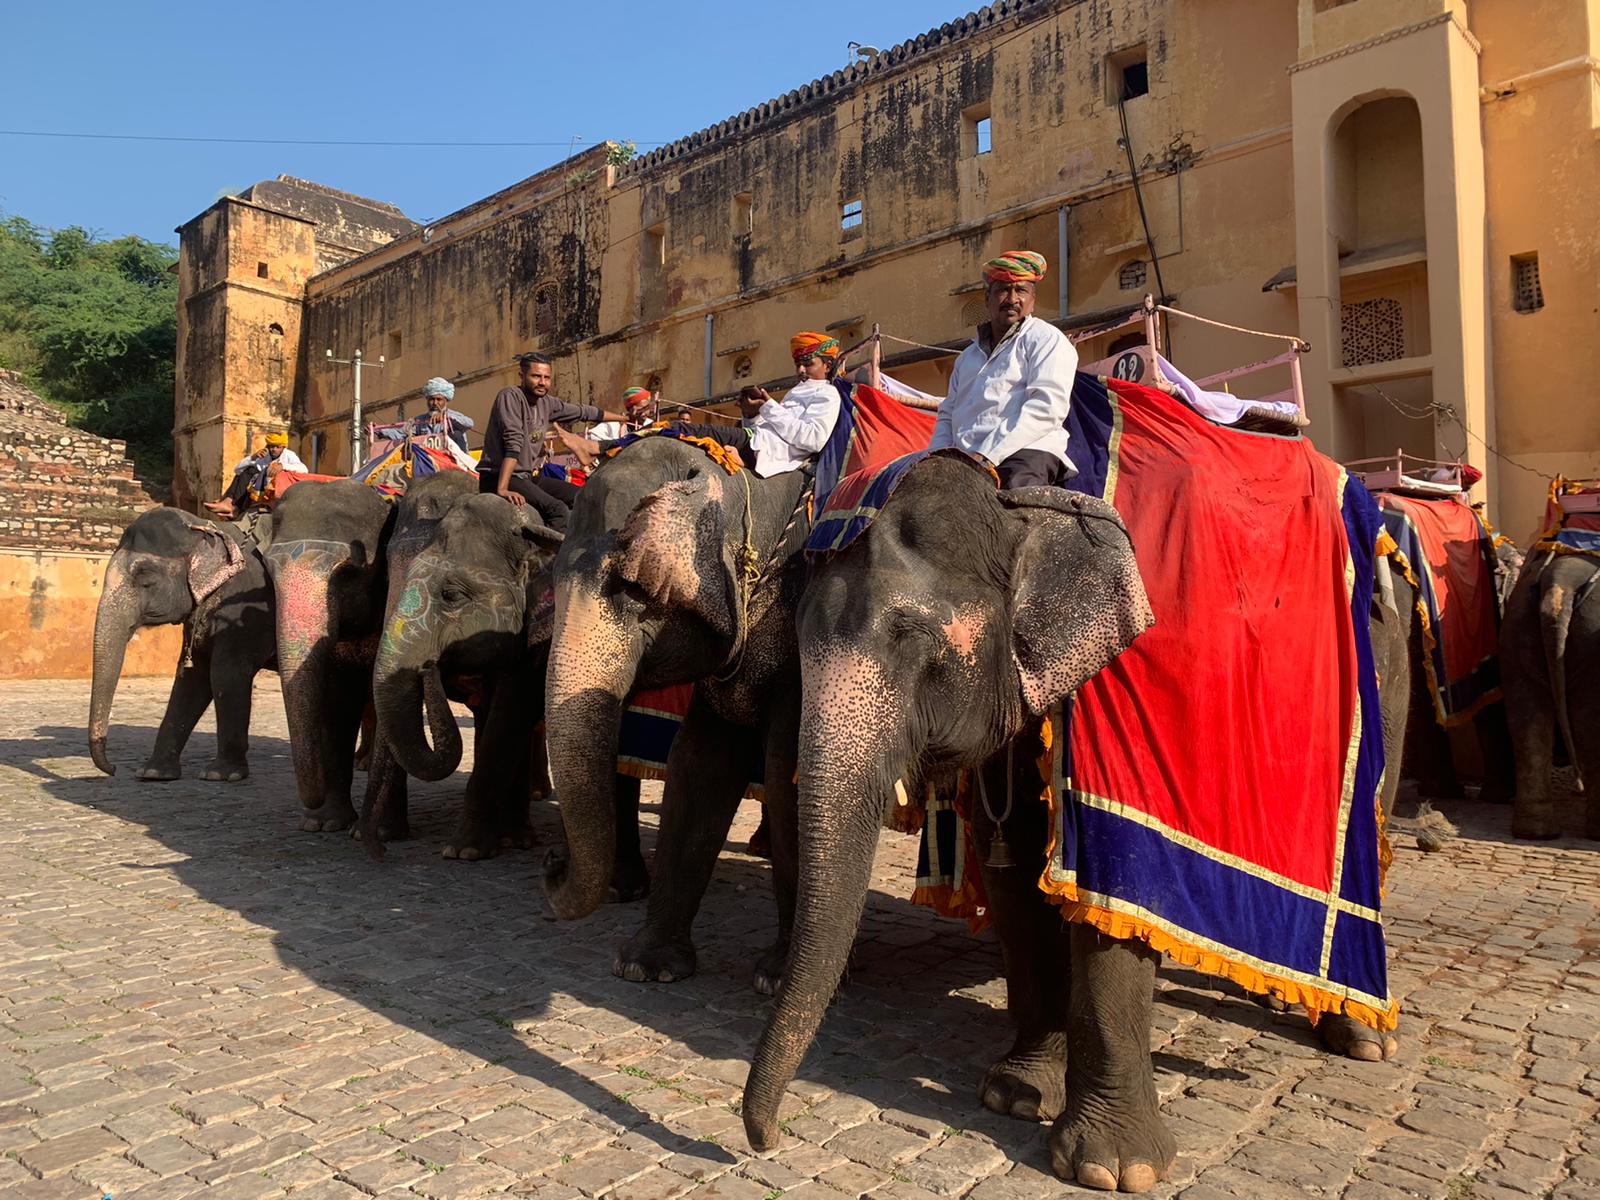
[0,550,181,681]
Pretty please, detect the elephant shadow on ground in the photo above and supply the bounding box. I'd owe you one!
[8,701,1367,1169]
[1393,778,1591,845]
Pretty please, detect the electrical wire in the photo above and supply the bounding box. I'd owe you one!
[1356,382,1553,481]
[0,129,671,149]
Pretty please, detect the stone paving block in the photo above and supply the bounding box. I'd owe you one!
[15,1123,127,1178]
[409,1159,521,1200]
[338,1148,435,1193]
[825,1121,929,1170]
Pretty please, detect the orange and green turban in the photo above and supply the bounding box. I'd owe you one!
[621,386,653,411]
[983,250,1047,285]
[790,331,840,363]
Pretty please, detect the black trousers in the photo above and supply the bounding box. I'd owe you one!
[995,448,1068,490]
[220,463,267,507]
[642,423,758,469]
[478,470,573,531]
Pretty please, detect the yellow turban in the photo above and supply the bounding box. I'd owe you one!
[265,432,289,448]
[983,251,1047,285]
[790,331,840,363]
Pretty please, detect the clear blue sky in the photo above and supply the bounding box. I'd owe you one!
[2,0,963,247]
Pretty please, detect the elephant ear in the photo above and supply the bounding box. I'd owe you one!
[611,471,737,637]
[1001,487,1153,716]
[515,505,564,558]
[184,522,246,607]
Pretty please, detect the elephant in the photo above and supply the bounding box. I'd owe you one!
[1502,544,1599,840]
[364,483,580,860]
[262,478,396,832]
[89,506,275,781]
[741,454,1401,1192]
[1384,533,1520,804]
[544,434,811,991]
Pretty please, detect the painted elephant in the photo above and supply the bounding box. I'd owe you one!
[263,478,395,832]
[1502,545,1599,840]
[89,507,275,781]
[544,435,810,991]
[365,483,576,860]
[742,454,1398,1192]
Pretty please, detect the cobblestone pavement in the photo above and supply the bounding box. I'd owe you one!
[1,677,1596,1200]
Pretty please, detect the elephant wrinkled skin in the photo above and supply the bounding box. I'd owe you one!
[89,507,275,782]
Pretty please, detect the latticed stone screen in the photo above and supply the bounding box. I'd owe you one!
[1119,260,1148,290]
[1340,297,1405,367]
[1513,254,1544,314]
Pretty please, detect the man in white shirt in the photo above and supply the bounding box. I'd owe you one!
[587,386,658,442]
[930,250,1078,488]
[557,332,841,478]
[203,431,307,518]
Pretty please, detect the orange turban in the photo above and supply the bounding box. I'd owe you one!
[983,251,1047,285]
[790,331,840,363]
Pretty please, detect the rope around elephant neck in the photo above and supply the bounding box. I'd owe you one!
[975,740,1015,831]
[712,471,761,683]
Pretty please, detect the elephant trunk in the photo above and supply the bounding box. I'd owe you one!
[89,555,141,775]
[542,578,640,920]
[272,558,338,810]
[744,648,902,1151]
[372,627,462,783]
[1540,558,1585,783]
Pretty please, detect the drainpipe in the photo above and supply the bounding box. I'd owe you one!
[1057,204,1070,317]
[703,313,714,399]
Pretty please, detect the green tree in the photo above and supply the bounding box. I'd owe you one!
[0,213,178,493]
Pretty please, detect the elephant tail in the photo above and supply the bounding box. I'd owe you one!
[1540,569,1579,785]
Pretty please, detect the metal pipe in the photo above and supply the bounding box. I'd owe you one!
[703,313,714,399]
[1057,205,1070,317]
[351,348,363,475]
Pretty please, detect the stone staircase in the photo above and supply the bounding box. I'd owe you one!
[0,369,163,552]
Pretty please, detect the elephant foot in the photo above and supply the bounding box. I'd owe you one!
[980,1034,1068,1122]
[614,935,696,984]
[609,854,650,904]
[497,823,537,851]
[1317,1013,1398,1062]
[1048,1087,1175,1193]
[136,761,181,782]
[1477,779,1514,805]
[752,938,789,996]
[300,802,357,833]
[442,842,497,862]
[199,760,249,783]
[1253,993,1290,1013]
[746,814,772,860]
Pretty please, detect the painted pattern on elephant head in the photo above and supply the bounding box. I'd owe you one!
[381,557,527,655]
[265,538,361,677]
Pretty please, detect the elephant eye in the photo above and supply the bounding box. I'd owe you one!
[441,586,468,607]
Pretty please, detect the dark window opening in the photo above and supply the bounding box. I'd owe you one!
[1512,253,1544,314]
[256,261,269,279]
[310,431,326,474]
[534,285,559,338]
[1107,44,1149,103]
[268,322,284,337]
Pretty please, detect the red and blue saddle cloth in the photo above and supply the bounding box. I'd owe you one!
[820,374,1396,1031]
[352,440,469,497]
[1536,477,1600,559]
[615,684,763,798]
[1373,493,1502,726]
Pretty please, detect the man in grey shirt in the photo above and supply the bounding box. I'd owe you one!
[478,353,624,530]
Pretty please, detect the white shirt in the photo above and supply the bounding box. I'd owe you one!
[588,420,632,442]
[745,378,841,478]
[930,316,1078,472]
[234,448,308,474]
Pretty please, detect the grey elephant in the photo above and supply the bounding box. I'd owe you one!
[1502,542,1599,839]
[262,478,396,832]
[89,507,276,781]
[364,483,585,861]
[544,435,811,991]
[742,454,1401,1193]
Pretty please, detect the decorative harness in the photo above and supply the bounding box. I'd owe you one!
[182,523,249,668]
[711,471,816,684]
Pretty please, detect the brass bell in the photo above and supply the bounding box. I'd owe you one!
[986,830,1015,870]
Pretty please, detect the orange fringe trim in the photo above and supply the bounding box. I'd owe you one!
[604,429,746,476]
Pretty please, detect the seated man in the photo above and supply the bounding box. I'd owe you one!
[379,377,475,451]
[557,332,841,478]
[588,387,657,442]
[203,431,306,519]
[930,250,1078,488]
[479,352,627,531]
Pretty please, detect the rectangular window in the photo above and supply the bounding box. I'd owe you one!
[1107,44,1149,104]
[386,330,402,360]
[733,192,753,236]
[840,199,863,232]
[962,102,993,158]
[256,261,269,279]
[310,431,326,474]
[1512,253,1544,313]
[645,222,667,267]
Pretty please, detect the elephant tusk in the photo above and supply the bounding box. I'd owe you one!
[894,778,909,807]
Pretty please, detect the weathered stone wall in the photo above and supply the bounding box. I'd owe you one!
[0,371,160,553]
